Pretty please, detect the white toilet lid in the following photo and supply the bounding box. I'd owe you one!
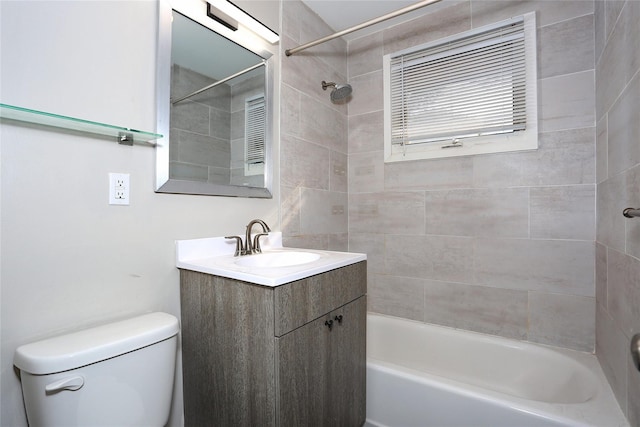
[14,312,179,375]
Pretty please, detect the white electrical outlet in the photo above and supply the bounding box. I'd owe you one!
[109,173,130,205]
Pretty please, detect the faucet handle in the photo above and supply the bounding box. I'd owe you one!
[253,233,269,253]
[225,236,243,257]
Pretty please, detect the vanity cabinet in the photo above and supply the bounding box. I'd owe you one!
[179,261,366,427]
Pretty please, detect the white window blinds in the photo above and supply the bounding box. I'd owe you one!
[245,96,266,165]
[389,16,527,147]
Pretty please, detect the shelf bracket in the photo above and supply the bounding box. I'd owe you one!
[118,132,134,146]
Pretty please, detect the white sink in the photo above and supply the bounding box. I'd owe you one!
[235,251,321,268]
[176,232,366,286]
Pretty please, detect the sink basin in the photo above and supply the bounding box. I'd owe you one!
[235,251,321,268]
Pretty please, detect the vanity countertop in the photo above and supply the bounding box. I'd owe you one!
[176,232,366,287]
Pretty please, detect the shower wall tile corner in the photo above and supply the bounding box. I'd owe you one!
[347,70,383,117]
[595,0,640,121]
[348,110,384,154]
[280,184,301,236]
[595,241,607,308]
[281,133,331,190]
[348,32,383,78]
[596,115,608,184]
[347,0,598,352]
[592,0,638,423]
[348,150,384,194]
[280,0,348,247]
[596,302,629,415]
[629,359,640,427]
[330,150,348,192]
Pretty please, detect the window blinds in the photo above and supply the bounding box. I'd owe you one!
[245,96,266,165]
[389,17,527,146]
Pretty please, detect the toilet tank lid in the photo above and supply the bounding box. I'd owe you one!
[14,312,179,375]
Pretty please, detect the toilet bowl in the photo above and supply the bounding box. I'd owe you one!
[14,312,179,427]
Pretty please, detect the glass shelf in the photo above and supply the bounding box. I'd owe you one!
[0,103,162,145]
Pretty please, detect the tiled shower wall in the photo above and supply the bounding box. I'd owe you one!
[230,74,266,187]
[280,1,349,250]
[170,65,232,184]
[347,1,597,352]
[172,67,266,186]
[594,0,640,423]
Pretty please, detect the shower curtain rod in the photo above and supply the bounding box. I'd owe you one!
[171,61,265,105]
[285,0,442,57]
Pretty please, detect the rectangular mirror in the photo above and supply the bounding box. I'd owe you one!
[156,0,275,197]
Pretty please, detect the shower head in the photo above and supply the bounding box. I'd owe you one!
[322,81,352,102]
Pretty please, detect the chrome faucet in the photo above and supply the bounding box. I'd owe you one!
[226,219,271,256]
[245,219,270,255]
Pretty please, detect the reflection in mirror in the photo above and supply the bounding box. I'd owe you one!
[156,1,274,197]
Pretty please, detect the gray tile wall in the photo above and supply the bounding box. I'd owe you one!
[230,74,266,187]
[595,1,640,424]
[170,65,232,184]
[280,0,637,423]
[280,0,349,250]
[347,1,597,352]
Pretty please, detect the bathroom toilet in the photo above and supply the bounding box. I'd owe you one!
[14,312,179,427]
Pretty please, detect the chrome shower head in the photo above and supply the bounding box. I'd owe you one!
[322,81,352,102]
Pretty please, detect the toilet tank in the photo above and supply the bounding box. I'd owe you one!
[14,312,179,427]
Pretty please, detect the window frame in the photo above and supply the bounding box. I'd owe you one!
[383,12,538,163]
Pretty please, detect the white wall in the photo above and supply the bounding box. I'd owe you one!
[0,1,280,426]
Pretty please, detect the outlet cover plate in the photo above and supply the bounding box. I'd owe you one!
[109,173,130,205]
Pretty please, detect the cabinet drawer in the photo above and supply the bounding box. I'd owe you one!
[274,261,366,336]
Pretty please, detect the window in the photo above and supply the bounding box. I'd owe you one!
[244,95,265,176]
[383,13,537,162]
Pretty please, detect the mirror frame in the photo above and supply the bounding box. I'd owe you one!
[155,0,274,198]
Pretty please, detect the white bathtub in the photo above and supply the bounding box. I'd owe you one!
[366,314,628,427]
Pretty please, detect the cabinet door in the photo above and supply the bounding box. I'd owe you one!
[180,271,276,426]
[276,313,332,427]
[276,296,366,427]
[329,296,367,427]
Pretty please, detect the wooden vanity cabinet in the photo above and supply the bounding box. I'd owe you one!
[179,261,366,427]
